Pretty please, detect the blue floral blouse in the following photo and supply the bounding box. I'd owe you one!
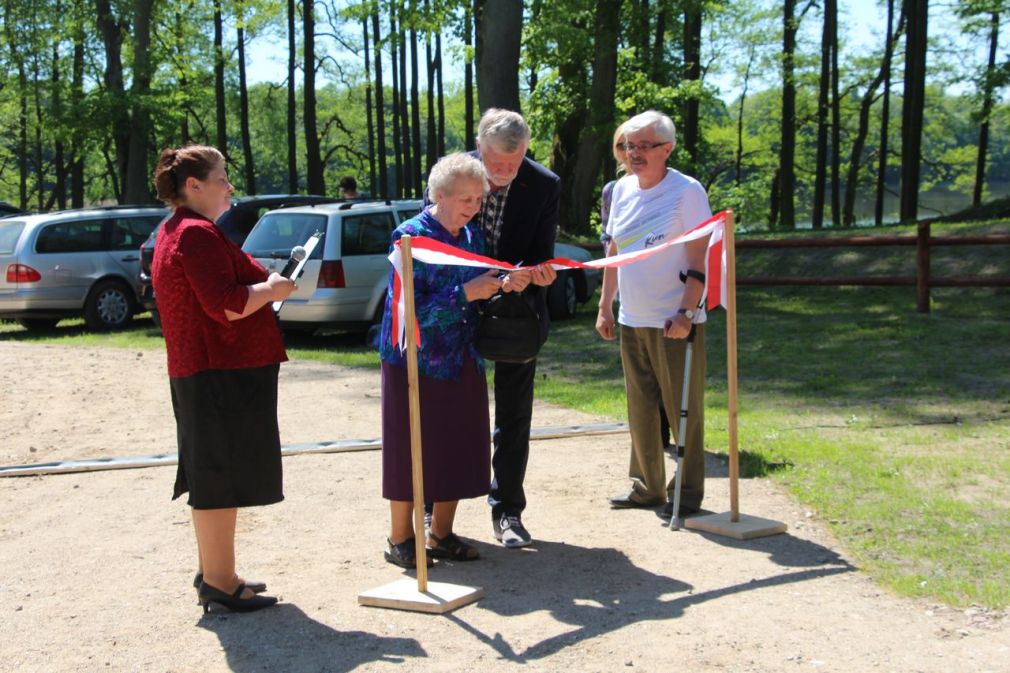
[379,208,489,381]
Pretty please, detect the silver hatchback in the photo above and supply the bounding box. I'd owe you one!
[0,206,168,330]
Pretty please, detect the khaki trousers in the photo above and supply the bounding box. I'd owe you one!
[619,324,705,508]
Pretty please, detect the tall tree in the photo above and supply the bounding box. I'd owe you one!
[237,2,256,194]
[389,6,403,197]
[435,27,445,156]
[425,9,437,174]
[304,0,325,194]
[829,0,841,226]
[812,0,836,229]
[409,1,422,196]
[95,0,128,202]
[900,0,929,223]
[463,2,474,149]
[213,0,227,158]
[398,15,411,195]
[363,15,376,194]
[569,0,621,235]
[123,0,157,204]
[777,0,799,229]
[875,0,898,225]
[682,0,702,171]
[371,9,388,197]
[474,0,522,111]
[51,11,67,210]
[287,0,298,192]
[70,0,86,207]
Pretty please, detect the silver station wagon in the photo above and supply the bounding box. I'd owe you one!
[0,206,168,330]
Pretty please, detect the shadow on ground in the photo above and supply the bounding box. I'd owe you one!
[198,603,424,672]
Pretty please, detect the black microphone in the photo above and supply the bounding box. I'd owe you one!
[278,245,307,279]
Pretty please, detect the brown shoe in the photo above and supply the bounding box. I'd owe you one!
[608,493,664,509]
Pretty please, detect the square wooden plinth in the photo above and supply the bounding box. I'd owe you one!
[358,578,485,614]
[684,512,788,540]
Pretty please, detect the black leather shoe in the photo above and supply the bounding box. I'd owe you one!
[194,572,266,594]
[198,582,278,614]
[608,493,664,509]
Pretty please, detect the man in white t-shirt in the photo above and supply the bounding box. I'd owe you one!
[596,110,712,518]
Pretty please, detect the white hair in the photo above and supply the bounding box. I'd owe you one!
[477,108,531,153]
[427,152,489,201]
[623,110,677,147]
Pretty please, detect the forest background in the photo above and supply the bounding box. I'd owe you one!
[0,0,1007,236]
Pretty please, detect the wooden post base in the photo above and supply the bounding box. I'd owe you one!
[684,512,787,540]
[358,578,485,614]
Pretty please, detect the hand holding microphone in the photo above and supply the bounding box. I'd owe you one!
[279,245,307,278]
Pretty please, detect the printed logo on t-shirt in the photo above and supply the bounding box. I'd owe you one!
[643,231,666,248]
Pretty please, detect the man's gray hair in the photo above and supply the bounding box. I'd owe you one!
[623,110,677,147]
[477,108,531,153]
[427,152,489,201]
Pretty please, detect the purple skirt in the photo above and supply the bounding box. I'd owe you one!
[381,357,491,502]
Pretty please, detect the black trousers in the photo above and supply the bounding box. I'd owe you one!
[487,358,537,519]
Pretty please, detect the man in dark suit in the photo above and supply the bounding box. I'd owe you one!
[473,109,560,547]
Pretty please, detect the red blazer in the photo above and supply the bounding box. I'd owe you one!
[152,207,287,378]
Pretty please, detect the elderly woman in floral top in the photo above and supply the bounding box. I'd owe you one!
[378,152,529,567]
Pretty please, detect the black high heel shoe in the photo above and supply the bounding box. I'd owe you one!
[198,582,278,614]
[194,572,267,594]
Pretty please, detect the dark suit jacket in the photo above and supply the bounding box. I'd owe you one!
[426,153,561,342]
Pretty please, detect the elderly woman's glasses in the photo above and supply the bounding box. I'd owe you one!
[618,141,669,153]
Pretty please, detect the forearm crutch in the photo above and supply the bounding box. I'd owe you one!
[668,321,698,531]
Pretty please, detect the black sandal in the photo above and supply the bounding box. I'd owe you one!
[384,537,433,568]
[426,532,480,561]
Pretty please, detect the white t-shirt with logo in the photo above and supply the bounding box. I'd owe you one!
[607,168,712,328]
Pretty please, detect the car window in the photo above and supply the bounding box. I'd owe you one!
[0,220,26,254]
[397,207,420,223]
[108,216,161,251]
[36,219,106,253]
[341,212,395,256]
[243,212,327,258]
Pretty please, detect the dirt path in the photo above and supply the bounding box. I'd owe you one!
[1,342,1007,672]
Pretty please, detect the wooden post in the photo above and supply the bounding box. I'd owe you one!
[916,220,930,313]
[684,211,786,540]
[400,235,428,590]
[725,212,740,522]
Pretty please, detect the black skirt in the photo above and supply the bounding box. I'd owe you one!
[170,364,284,509]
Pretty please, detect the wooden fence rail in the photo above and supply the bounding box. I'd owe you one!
[735,222,1010,312]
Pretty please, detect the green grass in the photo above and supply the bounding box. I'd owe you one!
[4,219,1009,608]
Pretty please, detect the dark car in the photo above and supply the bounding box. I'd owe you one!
[138,194,342,321]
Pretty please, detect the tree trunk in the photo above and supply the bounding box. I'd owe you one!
[52,25,67,210]
[778,0,798,229]
[569,0,621,236]
[389,7,402,198]
[123,0,155,204]
[95,0,128,201]
[682,0,702,171]
[237,20,256,195]
[651,2,667,83]
[973,10,999,207]
[845,7,903,226]
[735,47,755,185]
[435,31,445,157]
[874,0,896,226]
[33,58,44,210]
[363,16,377,194]
[399,23,411,196]
[829,0,841,227]
[213,0,227,159]
[637,0,650,72]
[372,11,388,197]
[464,3,475,150]
[900,0,928,224]
[474,0,522,112]
[426,23,437,175]
[410,16,422,196]
[71,0,85,208]
[287,0,298,192]
[304,0,325,194]
[812,0,832,229]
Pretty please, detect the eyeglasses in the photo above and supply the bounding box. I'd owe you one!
[617,141,669,153]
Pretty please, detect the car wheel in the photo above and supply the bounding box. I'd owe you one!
[17,318,59,331]
[84,279,135,330]
[547,271,578,320]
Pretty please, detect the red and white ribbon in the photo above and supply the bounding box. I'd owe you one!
[388,211,730,350]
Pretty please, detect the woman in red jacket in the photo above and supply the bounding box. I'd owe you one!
[151,145,295,614]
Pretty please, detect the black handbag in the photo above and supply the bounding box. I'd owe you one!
[473,290,543,363]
